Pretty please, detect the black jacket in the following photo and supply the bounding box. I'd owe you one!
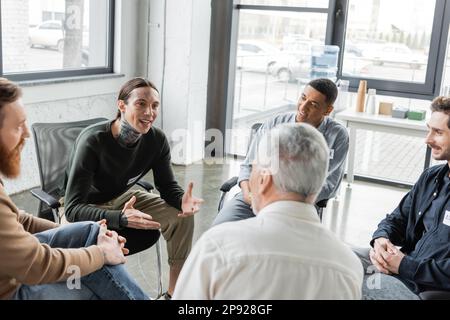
[372,164,450,292]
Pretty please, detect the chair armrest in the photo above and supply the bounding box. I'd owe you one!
[136,180,155,192]
[30,188,61,209]
[220,176,238,192]
[419,290,450,300]
[316,199,328,208]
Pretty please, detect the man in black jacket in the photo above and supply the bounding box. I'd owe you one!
[63,78,203,298]
[356,96,450,300]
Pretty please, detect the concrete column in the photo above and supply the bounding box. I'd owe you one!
[148,0,211,165]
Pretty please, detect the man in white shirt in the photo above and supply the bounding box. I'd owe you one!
[173,123,363,300]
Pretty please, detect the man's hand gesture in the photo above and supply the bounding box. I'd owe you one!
[179,182,204,218]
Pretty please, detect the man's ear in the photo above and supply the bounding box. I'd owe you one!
[259,168,273,195]
[324,105,334,116]
[117,100,126,113]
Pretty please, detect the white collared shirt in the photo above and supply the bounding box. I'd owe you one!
[173,201,363,300]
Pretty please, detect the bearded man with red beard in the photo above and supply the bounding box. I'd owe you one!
[0,77,149,300]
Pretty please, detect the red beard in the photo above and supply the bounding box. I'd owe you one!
[0,138,25,178]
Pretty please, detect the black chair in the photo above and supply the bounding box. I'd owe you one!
[30,118,163,298]
[218,122,329,221]
[419,290,450,300]
[315,199,328,221]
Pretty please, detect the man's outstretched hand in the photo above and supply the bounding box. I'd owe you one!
[179,182,204,218]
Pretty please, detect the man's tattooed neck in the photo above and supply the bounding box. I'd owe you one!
[116,115,142,147]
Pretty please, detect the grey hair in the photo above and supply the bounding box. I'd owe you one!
[255,123,329,198]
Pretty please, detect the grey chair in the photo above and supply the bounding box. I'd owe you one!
[30,118,163,298]
[218,122,328,220]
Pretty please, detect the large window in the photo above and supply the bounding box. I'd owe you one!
[240,0,329,7]
[342,0,435,83]
[0,0,114,81]
[333,0,449,185]
[210,0,450,186]
[439,12,450,95]
[335,0,446,99]
[229,1,333,155]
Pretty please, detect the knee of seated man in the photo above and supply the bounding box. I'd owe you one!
[35,221,99,248]
[59,220,98,233]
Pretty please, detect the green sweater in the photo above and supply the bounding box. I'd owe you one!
[63,120,184,230]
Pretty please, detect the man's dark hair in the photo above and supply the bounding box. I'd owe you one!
[0,77,22,127]
[116,77,159,119]
[431,96,450,128]
[308,78,338,106]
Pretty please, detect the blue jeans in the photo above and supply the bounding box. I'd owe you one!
[352,247,419,300]
[214,192,322,226]
[213,192,255,226]
[13,222,149,300]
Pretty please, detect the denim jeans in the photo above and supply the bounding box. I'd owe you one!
[352,247,419,300]
[13,221,149,300]
[213,192,255,226]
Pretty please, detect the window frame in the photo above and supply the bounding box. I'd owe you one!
[332,0,449,100]
[213,0,338,155]
[0,0,115,81]
[206,0,450,185]
[236,2,337,43]
[207,0,450,138]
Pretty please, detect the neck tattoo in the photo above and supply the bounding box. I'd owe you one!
[116,115,142,147]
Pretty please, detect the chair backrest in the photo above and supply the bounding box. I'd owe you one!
[217,122,262,211]
[32,118,108,216]
[247,122,262,153]
[218,120,331,218]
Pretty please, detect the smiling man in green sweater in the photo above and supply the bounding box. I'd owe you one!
[63,77,203,298]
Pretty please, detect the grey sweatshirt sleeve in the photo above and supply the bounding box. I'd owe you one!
[316,124,349,202]
[237,126,265,186]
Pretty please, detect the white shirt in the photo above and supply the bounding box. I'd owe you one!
[173,201,363,300]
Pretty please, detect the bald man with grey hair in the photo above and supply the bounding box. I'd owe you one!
[173,123,363,300]
[253,122,329,206]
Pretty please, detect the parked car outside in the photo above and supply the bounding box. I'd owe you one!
[29,20,89,52]
[361,43,427,69]
[282,36,317,64]
[236,40,308,81]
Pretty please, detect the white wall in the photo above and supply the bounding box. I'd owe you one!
[148,0,211,165]
[3,0,149,194]
[4,0,212,194]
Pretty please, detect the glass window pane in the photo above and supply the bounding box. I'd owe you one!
[231,9,328,155]
[348,94,433,184]
[342,0,435,83]
[2,0,110,74]
[240,0,329,8]
[440,26,450,96]
[354,131,426,184]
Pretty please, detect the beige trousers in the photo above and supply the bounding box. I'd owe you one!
[97,189,194,267]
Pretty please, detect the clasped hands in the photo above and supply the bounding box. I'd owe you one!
[370,237,405,275]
